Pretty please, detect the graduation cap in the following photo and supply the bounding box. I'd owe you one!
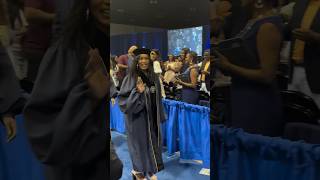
[133,48,151,56]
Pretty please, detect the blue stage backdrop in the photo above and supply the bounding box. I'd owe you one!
[110,25,210,60]
[110,30,168,59]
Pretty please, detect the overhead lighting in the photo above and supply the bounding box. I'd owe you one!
[149,0,158,4]
[190,7,197,12]
[117,9,125,13]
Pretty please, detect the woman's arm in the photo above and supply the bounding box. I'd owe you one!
[178,68,198,89]
[24,7,55,24]
[216,23,281,84]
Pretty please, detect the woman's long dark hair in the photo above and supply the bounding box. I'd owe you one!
[62,0,90,48]
[62,0,109,69]
[129,55,157,84]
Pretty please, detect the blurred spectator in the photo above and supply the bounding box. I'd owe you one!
[117,45,138,87]
[150,49,166,98]
[199,50,211,95]
[22,0,55,83]
[287,0,320,108]
[179,48,190,73]
[110,55,119,88]
[175,51,199,105]
[5,0,28,80]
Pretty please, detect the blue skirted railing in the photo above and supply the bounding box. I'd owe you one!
[110,99,211,169]
[212,125,320,180]
[0,115,45,180]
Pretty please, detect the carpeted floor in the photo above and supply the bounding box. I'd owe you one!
[111,131,210,180]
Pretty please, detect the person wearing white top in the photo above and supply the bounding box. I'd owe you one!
[150,49,166,98]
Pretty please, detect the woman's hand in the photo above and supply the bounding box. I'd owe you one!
[173,78,182,85]
[213,50,232,70]
[293,29,320,44]
[202,70,210,75]
[85,49,109,100]
[111,98,116,106]
[136,77,145,93]
[2,115,17,142]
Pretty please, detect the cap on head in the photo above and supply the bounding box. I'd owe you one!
[151,49,160,56]
[133,48,151,56]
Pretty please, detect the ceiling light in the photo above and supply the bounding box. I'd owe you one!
[190,7,196,12]
[117,9,125,13]
[149,0,158,4]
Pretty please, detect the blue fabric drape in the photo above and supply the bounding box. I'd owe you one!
[213,125,320,180]
[110,31,168,59]
[173,100,210,168]
[110,99,210,169]
[110,25,211,58]
[0,115,44,180]
[162,100,179,155]
[110,101,126,134]
[203,25,211,52]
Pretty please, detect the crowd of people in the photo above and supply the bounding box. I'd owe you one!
[211,0,320,142]
[110,46,211,106]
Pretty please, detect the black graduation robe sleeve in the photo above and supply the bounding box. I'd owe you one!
[23,40,106,166]
[0,44,23,118]
[110,78,118,98]
[118,75,146,114]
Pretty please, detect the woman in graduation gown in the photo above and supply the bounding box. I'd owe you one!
[118,48,166,180]
[23,0,109,179]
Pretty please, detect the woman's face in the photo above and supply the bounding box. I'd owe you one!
[168,55,174,61]
[180,51,186,60]
[138,54,150,71]
[150,51,158,61]
[185,53,192,65]
[90,0,109,30]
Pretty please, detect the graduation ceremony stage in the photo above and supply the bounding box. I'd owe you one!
[110,99,211,179]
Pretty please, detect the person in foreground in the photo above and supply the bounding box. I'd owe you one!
[23,0,109,179]
[214,0,284,136]
[118,48,166,180]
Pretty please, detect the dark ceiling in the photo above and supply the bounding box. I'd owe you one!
[110,0,210,29]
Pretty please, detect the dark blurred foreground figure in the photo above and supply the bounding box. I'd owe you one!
[214,0,285,137]
[118,48,166,180]
[288,0,320,109]
[0,0,25,143]
[23,0,110,179]
[0,43,25,142]
[110,79,123,180]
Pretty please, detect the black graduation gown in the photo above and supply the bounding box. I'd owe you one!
[118,72,166,174]
[23,39,107,180]
[0,44,24,118]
